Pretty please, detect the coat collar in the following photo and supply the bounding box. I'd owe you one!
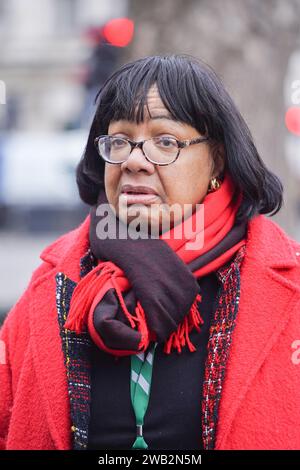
[39,214,91,278]
[31,213,300,449]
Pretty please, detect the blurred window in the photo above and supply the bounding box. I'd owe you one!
[0,1,9,34]
[54,0,79,34]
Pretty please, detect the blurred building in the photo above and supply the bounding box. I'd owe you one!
[0,0,128,131]
[284,49,300,237]
[0,0,129,322]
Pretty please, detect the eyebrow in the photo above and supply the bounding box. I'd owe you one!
[149,115,175,121]
[110,115,179,128]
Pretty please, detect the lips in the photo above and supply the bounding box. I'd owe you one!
[121,184,158,195]
[120,184,159,205]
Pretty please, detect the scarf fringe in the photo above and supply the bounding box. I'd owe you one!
[163,293,203,354]
[64,263,203,355]
[64,262,115,333]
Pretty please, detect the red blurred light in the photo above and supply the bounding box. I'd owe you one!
[103,18,134,47]
[285,107,300,136]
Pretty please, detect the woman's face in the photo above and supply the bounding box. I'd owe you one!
[104,85,224,234]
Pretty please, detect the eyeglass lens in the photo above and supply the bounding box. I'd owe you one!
[98,136,179,164]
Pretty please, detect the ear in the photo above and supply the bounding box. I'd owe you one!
[211,143,225,178]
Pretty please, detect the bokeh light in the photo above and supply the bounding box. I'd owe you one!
[285,107,300,136]
[103,18,134,47]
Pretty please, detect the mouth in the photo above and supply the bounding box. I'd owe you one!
[120,185,160,205]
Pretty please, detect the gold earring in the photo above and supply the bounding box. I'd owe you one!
[208,177,221,193]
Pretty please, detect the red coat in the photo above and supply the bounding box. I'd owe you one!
[1,214,300,450]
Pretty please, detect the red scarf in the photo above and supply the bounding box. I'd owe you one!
[65,172,246,355]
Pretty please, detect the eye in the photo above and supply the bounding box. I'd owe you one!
[111,137,127,148]
[155,137,177,148]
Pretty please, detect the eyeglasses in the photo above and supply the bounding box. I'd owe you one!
[94,134,210,166]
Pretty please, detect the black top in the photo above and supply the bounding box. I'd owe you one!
[87,272,220,450]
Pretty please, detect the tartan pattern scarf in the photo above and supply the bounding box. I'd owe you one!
[64,172,246,356]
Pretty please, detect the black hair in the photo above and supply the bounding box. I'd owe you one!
[76,54,283,221]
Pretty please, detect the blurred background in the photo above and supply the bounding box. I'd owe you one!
[0,0,300,324]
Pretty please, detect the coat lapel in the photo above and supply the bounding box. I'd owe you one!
[215,215,300,449]
[55,270,94,449]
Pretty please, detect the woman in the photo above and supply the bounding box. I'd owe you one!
[1,54,300,451]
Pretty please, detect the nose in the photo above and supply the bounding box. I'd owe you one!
[120,145,155,174]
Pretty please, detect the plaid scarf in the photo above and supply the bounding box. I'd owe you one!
[64,172,246,355]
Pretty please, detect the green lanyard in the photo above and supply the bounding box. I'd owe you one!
[130,342,158,449]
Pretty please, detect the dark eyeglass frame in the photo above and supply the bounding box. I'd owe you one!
[94,134,210,166]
